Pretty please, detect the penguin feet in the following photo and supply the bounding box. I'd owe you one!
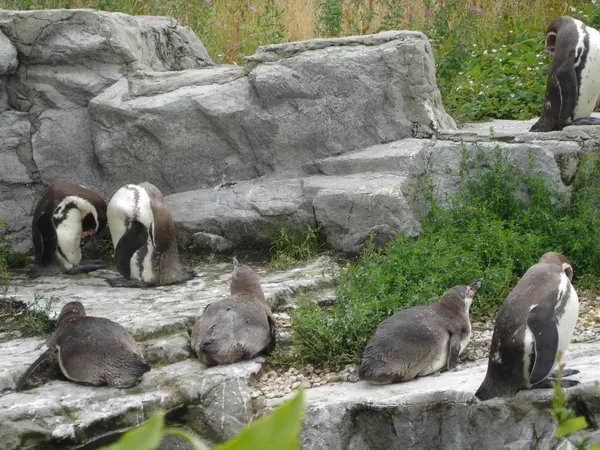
[572,117,600,126]
[551,368,580,378]
[104,277,150,288]
[67,260,107,274]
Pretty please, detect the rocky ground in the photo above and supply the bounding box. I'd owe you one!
[250,293,600,401]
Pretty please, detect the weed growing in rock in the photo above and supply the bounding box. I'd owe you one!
[267,225,323,270]
[1,294,58,336]
[291,147,600,368]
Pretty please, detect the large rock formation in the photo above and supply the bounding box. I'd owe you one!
[0,9,457,254]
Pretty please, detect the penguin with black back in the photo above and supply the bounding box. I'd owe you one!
[475,252,580,401]
[530,16,600,132]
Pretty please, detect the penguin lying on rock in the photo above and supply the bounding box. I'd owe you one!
[476,252,580,400]
[358,279,483,384]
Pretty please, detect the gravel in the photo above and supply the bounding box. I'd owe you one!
[251,293,600,400]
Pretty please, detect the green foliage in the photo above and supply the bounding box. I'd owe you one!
[550,354,600,449]
[291,147,600,368]
[7,294,58,335]
[0,222,10,297]
[100,389,304,450]
[268,225,323,271]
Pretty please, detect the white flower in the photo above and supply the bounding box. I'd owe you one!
[469,80,474,85]
[484,50,488,54]
[570,6,576,11]
[492,49,497,53]
[510,94,515,98]
[458,72,463,75]
[478,91,484,96]
[472,43,477,47]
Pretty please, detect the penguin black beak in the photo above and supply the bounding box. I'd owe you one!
[467,278,484,297]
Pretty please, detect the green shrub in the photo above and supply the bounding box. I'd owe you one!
[267,225,323,271]
[291,147,600,369]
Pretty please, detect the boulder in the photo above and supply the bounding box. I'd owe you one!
[0,30,17,75]
[267,341,600,450]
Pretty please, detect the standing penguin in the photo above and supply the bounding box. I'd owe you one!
[104,182,195,288]
[31,181,108,278]
[530,16,600,132]
[475,252,580,401]
[190,257,276,366]
[358,279,483,384]
[16,301,150,391]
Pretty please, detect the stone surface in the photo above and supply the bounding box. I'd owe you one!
[266,341,600,450]
[0,30,18,75]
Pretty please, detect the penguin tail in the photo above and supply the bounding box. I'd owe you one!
[131,359,151,378]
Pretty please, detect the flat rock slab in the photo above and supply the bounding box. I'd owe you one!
[1,256,337,392]
[267,341,600,450]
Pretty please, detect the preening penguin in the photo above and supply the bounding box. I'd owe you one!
[30,181,107,278]
[358,279,483,384]
[190,257,276,366]
[104,182,195,288]
[530,16,600,132]
[475,252,580,401]
[15,301,150,391]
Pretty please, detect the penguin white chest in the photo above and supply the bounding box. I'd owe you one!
[107,185,154,250]
[555,275,579,357]
[574,23,600,119]
[55,208,83,269]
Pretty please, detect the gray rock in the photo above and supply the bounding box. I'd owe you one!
[189,232,235,255]
[267,341,600,450]
[0,30,17,75]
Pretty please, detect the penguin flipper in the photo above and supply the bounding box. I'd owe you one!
[114,220,148,279]
[264,315,277,356]
[447,333,461,371]
[527,301,560,385]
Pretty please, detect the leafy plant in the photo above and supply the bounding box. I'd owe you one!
[550,353,600,449]
[267,225,323,271]
[9,294,58,335]
[100,389,304,450]
[291,146,600,368]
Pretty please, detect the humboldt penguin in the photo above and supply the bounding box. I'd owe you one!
[104,182,195,288]
[15,301,150,391]
[190,257,276,366]
[358,279,483,384]
[475,252,580,401]
[30,181,108,278]
[530,16,600,132]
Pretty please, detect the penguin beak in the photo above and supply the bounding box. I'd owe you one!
[467,278,484,297]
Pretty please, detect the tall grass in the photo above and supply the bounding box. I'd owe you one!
[290,148,600,369]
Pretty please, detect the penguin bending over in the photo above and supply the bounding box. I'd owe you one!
[16,301,150,391]
[475,252,580,401]
[530,16,600,132]
[358,279,483,384]
[104,182,195,288]
[190,257,276,366]
[30,181,107,278]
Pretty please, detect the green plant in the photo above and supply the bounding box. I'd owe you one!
[290,146,600,368]
[267,225,323,270]
[10,294,58,335]
[550,354,600,449]
[100,389,304,450]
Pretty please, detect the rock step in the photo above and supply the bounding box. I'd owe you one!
[267,341,600,450]
[0,358,263,450]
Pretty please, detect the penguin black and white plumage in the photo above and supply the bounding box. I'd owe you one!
[358,279,483,384]
[104,182,195,288]
[31,181,108,278]
[530,16,600,132]
[475,252,580,401]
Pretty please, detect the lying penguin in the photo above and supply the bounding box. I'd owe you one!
[104,182,195,288]
[190,258,276,366]
[30,181,108,278]
[476,252,580,400]
[530,16,600,132]
[16,301,150,391]
[358,279,483,384]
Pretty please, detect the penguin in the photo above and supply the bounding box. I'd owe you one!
[15,301,150,391]
[358,279,483,384]
[104,182,195,288]
[30,181,108,278]
[475,252,580,401]
[530,16,600,132]
[190,257,276,366]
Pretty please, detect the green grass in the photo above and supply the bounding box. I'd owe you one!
[0,294,58,336]
[267,225,324,271]
[290,146,600,369]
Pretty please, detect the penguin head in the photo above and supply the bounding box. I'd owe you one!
[56,301,86,326]
[538,252,573,281]
[439,278,483,312]
[230,260,265,301]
